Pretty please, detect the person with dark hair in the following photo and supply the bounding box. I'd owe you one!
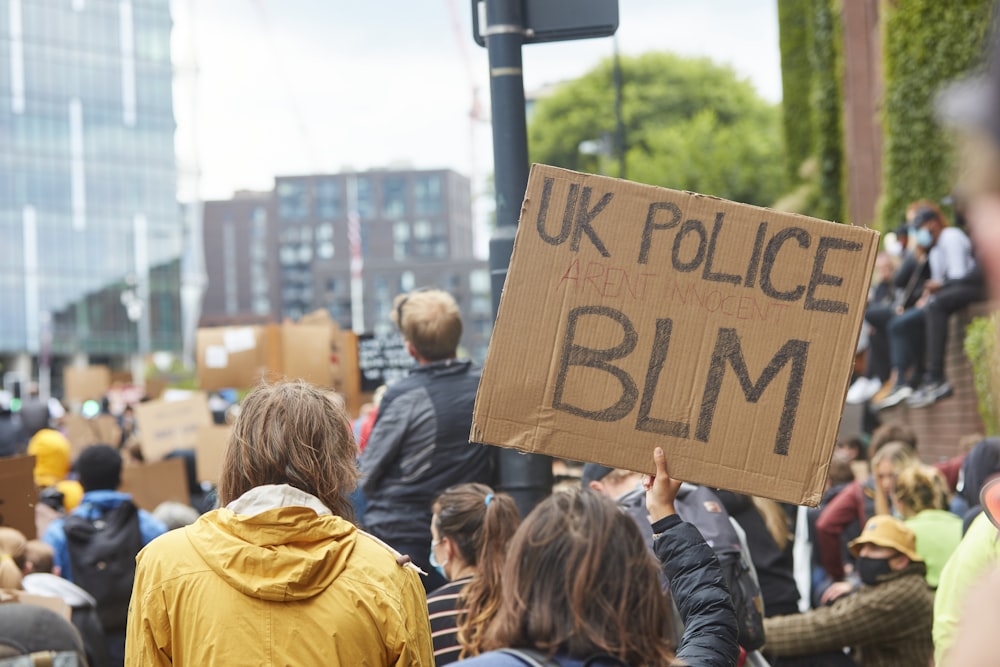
[361,289,497,593]
[42,444,166,666]
[21,538,111,667]
[458,447,739,667]
[126,381,433,666]
[426,483,520,665]
[0,604,88,666]
[954,436,1000,531]
[878,204,984,409]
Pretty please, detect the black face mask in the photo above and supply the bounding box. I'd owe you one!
[857,556,894,586]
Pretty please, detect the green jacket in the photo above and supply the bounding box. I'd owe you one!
[906,508,963,587]
[933,512,1000,666]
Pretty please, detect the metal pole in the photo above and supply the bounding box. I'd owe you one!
[485,0,552,516]
[613,35,626,179]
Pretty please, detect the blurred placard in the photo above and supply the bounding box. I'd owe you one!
[0,455,38,539]
[133,393,212,462]
[121,458,190,512]
[63,366,111,402]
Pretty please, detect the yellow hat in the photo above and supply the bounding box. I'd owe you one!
[849,515,922,562]
[26,429,72,487]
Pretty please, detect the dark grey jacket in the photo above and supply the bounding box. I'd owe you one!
[359,358,496,543]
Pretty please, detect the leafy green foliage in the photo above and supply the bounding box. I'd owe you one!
[777,0,815,183]
[964,314,1000,436]
[880,0,993,230]
[809,0,844,223]
[527,52,787,207]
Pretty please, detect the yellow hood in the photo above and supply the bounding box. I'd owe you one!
[186,505,357,602]
[27,429,71,487]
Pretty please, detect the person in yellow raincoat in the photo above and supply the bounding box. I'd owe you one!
[125,381,433,666]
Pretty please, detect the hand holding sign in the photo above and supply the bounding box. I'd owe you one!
[644,447,681,523]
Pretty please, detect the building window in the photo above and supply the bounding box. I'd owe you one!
[316,179,341,219]
[356,176,375,220]
[400,271,415,292]
[382,176,407,219]
[316,223,334,258]
[414,174,443,216]
[470,269,490,293]
[277,180,309,221]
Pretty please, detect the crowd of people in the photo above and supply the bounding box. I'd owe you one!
[0,279,997,667]
[10,11,1000,667]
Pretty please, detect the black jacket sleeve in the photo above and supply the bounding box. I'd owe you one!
[653,514,739,667]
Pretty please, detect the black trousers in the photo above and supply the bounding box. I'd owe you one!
[924,283,986,382]
[863,305,895,382]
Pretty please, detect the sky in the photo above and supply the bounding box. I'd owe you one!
[170,0,781,205]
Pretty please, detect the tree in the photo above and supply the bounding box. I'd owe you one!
[527,52,787,208]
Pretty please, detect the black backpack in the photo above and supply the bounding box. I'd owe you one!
[674,485,766,652]
[64,501,144,632]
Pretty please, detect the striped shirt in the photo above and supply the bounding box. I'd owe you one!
[426,576,473,665]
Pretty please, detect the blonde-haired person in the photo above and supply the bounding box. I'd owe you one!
[893,463,962,588]
[0,527,27,589]
[815,441,917,602]
[361,288,497,593]
[126,381,433,666]
[426,483,521,665]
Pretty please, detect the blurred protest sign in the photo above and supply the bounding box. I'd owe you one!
[195,425,230,484]
[133,393,212,462]
[196,316,344,392]
[63,366,111,402]
[62,414,121,456]
[121,458,190,512]
[472,165,878,506]
[0,455,38,539]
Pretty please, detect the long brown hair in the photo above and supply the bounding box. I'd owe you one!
[432,483,521,658]
[0,527,27,589]
[219,381,359,520]
[483,488,676,666]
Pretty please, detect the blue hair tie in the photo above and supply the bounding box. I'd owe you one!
[484,493,494,507]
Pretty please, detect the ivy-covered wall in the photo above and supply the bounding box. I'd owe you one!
[777,0,814,183]
[810,0,844,223]
[880,0,994,230]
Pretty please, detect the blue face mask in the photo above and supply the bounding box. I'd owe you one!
[915,227,934,249]
[429,540,447,580]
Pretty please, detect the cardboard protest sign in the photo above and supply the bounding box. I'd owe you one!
[196,326,268,391]
[133,393,213,462]
[472,165,878,506]
[0,455,38,539]
[197,320,342,391]
[63,365,111,402]
[120,458,190,512]
[280,323,336,387]
[194,425,231,484]
[62,414,122,456]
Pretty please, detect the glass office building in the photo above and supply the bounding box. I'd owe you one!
[0,0,181,383]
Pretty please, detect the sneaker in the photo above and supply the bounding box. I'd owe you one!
[846,377,882,404]
[907,381,953,408]
[874,385,912,410]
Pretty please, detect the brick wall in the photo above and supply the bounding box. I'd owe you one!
[878,303,992,463]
